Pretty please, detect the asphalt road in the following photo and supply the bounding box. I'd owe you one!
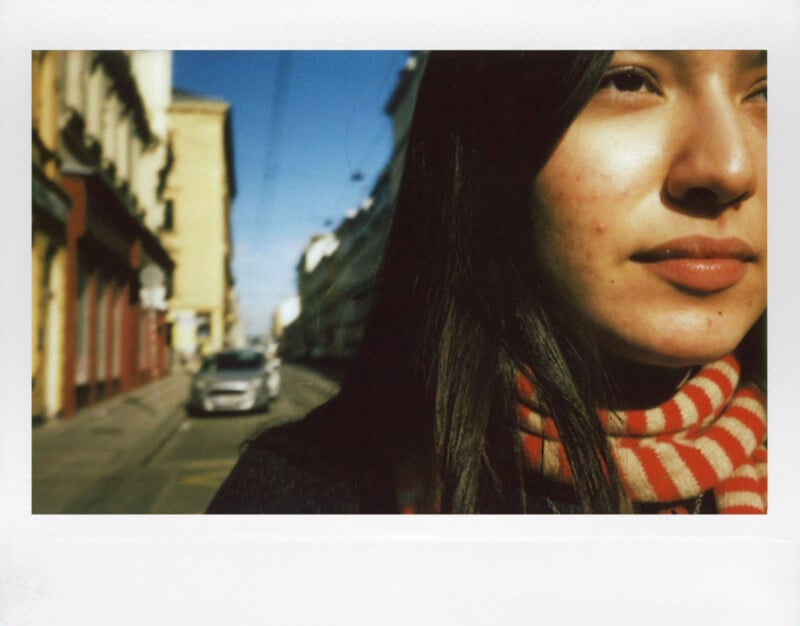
[71,362,342,514]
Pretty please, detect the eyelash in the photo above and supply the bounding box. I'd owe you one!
[748,81,767,101]
[599,67,768,104]
[598,66,661,95]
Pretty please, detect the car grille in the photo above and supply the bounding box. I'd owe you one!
[209,388,245,396]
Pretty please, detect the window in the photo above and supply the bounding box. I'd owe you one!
[95,275,107,381]
[196,311,211,338]
[162,200,174,231]
[112,284,123,378]
[75,262,90,384]
[200,351,265,373]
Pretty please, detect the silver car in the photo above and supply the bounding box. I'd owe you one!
[188,349,273,414]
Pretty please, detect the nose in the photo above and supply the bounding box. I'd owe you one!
[664,95,758,212]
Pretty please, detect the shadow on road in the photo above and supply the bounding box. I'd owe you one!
[285,357,351,385]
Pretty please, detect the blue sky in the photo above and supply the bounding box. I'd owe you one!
[172,50,411,338]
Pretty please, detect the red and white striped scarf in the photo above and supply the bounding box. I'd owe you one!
[518,354,767,513]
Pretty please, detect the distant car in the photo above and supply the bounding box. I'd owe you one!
[188,349,274,415]
[266,356,281,400]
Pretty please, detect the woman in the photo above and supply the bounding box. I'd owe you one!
[208,51,767,514]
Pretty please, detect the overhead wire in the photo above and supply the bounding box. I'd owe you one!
[326,51,409,227]
[259,51,292,225]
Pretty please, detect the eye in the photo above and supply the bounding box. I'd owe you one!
[747,80,767,102]
[598,67,660,95]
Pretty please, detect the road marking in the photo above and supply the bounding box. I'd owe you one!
[172,458,238,470]
[181,470,233,488]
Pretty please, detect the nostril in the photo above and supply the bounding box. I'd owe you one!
[685,187,717,206]
[666,187,748,215]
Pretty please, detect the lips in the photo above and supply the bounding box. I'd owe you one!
[632,236,756,293]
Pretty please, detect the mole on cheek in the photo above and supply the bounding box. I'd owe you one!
[594,222,608,235]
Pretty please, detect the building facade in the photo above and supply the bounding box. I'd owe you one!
[271,296,300,343]
[32,51,72,422]
[32,50,176,420]
[161,89,238,362]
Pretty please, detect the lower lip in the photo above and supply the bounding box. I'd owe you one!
[642,258,748,293]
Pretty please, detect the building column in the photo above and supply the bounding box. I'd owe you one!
[45,247,67,418]
[31,234,46,419]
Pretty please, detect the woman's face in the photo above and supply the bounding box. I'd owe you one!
[532,51,767,368]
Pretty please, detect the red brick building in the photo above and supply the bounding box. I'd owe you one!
[52,51,175,416]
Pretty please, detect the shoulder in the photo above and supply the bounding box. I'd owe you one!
[205,435,361,514]
[206,401,393,514]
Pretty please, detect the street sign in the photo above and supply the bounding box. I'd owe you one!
[140,264,164,288]
[139,264,167,310]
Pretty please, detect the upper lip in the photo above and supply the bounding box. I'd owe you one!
[632,236,756,262]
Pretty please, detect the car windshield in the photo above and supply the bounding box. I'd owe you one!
[201,352,265,372]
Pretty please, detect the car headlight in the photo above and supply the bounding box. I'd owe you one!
[193,379,209,391]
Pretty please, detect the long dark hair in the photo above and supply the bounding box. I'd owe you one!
[326,51,642,513]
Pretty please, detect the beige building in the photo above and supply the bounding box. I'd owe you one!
[162,89,237,361]
[32,51,71,421]
[130,51,174,234]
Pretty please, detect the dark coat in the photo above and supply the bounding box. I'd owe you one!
[206,404,715,514]
[206,402,396,514]
[205,401,581,514]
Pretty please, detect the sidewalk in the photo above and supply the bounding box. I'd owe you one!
[32,370,192,514]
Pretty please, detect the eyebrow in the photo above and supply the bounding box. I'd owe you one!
[736,50,767,70]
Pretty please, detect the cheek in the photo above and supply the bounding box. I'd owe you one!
[531,123,671,313]
[536,150,646,237]
[539,119,667,222]
[533,164,623,278]
[532,211,619,312]
[544,164,609,209]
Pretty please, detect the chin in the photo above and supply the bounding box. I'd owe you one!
[602,301,767,367]
[599,327,751,369]
[641,346,737,369]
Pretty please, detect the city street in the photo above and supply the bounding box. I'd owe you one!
[32,362,342,514]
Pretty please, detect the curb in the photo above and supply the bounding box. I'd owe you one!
[34,372,192,514]
[136,399,189,467]
[62,400,189,514]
